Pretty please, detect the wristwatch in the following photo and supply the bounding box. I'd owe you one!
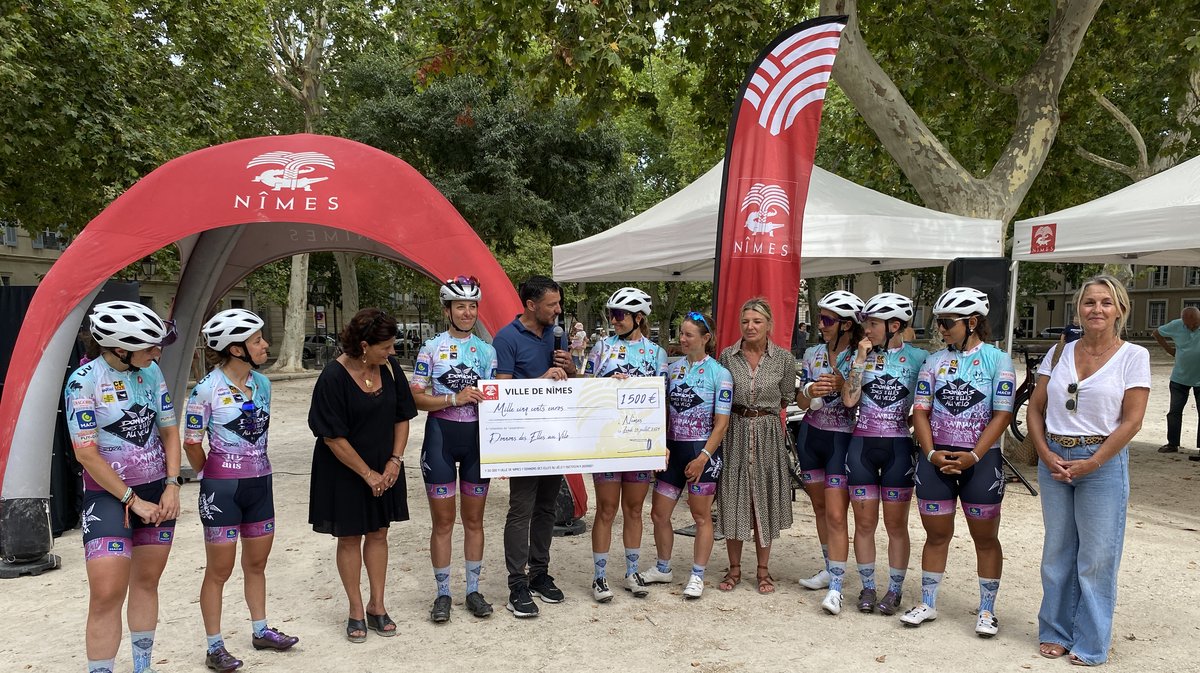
[166,475,184,487]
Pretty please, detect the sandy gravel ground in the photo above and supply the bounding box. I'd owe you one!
[2,351,1197,672]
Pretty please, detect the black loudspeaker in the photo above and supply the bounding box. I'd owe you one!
[946,257,1010,340]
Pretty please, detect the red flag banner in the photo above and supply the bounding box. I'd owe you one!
[713,16,847,351]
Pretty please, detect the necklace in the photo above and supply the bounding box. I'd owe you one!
[1080,339,1119,359]
[360,358,374,389]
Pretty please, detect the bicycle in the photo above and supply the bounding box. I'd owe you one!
[1008,343,1050,442]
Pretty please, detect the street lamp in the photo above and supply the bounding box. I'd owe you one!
[311,277,328,336]
[140,256,156,280]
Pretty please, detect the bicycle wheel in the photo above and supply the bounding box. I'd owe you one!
[1009,386,1032,442]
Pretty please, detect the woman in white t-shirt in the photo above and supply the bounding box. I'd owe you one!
[1026,275,1150,667]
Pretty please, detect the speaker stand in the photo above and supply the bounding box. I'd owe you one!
[0,553,61,579]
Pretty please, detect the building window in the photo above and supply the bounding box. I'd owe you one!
[31,227,67,250]
[1,275,11,286]
[1148,300,1167,328]
[231,298,245,309]
[1150,266,1169,287]
[1018,304,1034,339]
[840,277,855,293]
[1187,268,1200,287]
[1185,299,1200,311]
[2,223,17,247]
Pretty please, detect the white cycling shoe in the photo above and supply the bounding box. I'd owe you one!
[798,569,831,590]
[900,603,938,627]
[975,610,999,638]
[592,577,614,603]
[683,574,704,599]
[625,572,649,597]
[820,589,843,615]
[640,567,674,584]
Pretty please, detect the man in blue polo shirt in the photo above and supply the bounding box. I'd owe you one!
[493,275,578,617]
[1155,306,1200,458]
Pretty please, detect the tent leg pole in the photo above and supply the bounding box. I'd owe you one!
[1001,451,1038,497]
[1001,260,1037,496]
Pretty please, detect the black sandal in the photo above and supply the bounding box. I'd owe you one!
[346,617,367,643]
[365,611,397,637]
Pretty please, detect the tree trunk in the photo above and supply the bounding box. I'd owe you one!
[819,0,1102,225]
[269,253,309,372]
[334,251,360,318]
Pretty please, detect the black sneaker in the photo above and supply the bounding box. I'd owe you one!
[506,586,539,618]
[465,591,493,618]
[529,573,565,603]
[430,594,452,623]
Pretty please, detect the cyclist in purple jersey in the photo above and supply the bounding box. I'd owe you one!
[410,276,498,622]
[841,292,928,617]
[65,301,182,673]
[794,291,864,615]
[646,312,732,599]
[905,287,1014,637]
[587,287,668,602]
[184,309,297,671]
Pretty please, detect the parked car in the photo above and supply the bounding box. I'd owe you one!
[303,334,339,359]
[1038,327,1065,339]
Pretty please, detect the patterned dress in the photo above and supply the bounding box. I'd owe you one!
[716,340,797,544]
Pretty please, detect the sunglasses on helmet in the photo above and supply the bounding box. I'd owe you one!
[685,311,711,331]
[452,275,480,288]
[158,320,178,347]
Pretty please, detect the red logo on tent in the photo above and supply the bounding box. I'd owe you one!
[481,384,499,400]
[248,151,335,191]
[1031,223,1057,254]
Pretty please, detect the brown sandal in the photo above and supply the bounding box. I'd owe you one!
[756,565,775,595]
[718,564,741,591]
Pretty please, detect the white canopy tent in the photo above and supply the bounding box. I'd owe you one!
[1012,154,1200,265]
[553,161,1004,282]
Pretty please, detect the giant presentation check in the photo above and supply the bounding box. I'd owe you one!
[477,377,667,477]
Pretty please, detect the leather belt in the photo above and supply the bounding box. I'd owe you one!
[1046,432,1105,448]
[731,404,779,418]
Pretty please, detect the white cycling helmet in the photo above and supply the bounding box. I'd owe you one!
[606,287,652,316]
[861,292,914,323]
[817,290,865,321]
[440,276,482,303]
[89,301,170,351]
[933,287,990,317]
[202,309,265,351]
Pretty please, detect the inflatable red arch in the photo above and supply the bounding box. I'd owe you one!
[0,134,521,504]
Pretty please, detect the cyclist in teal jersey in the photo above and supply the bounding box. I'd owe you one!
[794,291,865,615]
[586,287,668,602]
[645,311,732,599]
[184,309,298,671]
[411,276,498,623]
[65,301,182,673]
[905,287,1015,637]
[841,292,928,617]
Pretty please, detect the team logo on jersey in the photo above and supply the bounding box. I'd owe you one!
[222,406,269,444]
[437,363,479,393]
[435,486,449,496]
[264,522,275,532]
[107,540,125,553]
[863,375,908,408]
[76,410,98,430]
[668,384,705,413]
[113,380,129,401]
[186,413,204,430]
[159,530,174,542]
[585,360,596,375]
[916,380,931,396]
[161,391,173,410]
[414,360,430,376]
[923,502,941,513]
[852,487,868,498]
[996,380,1014,397]
[101,404,156,446]
[718,388,733,404]
[935,379,986,415]
[826,476,843,487]
[607,363,641,378]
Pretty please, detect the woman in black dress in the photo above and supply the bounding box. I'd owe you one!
[309,308,417,643]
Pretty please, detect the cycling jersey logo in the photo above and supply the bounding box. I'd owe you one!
[1031,223,1057,254]
[76,410,98,429]
[414,360,429,376]
[740,183,789,237]
[436,363,479,392]
[101,404,156,446]
[606,363,643,378]
[916,380,932,397]
[718,389,733,404]
[107,540,125,553]
[935,379,986,415]
[863,374,908,408]
[159,530,174,542]
[222,407,269,444]
[161,391,173,411]
[668,384,705,413]
[186,413,203,430]
[996,380,1014,397]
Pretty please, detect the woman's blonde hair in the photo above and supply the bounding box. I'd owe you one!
[1072,274,1131,336]
[740,297,773,325]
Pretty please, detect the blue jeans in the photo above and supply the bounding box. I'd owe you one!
[1038,438,1129,665]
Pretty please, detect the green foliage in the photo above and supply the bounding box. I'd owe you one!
[330,60,635,248]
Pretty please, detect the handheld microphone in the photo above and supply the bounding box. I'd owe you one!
[551,323,565,367]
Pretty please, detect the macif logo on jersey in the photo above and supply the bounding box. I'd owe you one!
[733,180,794,258]
[234,151,340,212]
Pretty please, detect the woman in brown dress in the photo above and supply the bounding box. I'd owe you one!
[716,298,798,594]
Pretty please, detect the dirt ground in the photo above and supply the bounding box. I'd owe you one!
[2,350,1197,672]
